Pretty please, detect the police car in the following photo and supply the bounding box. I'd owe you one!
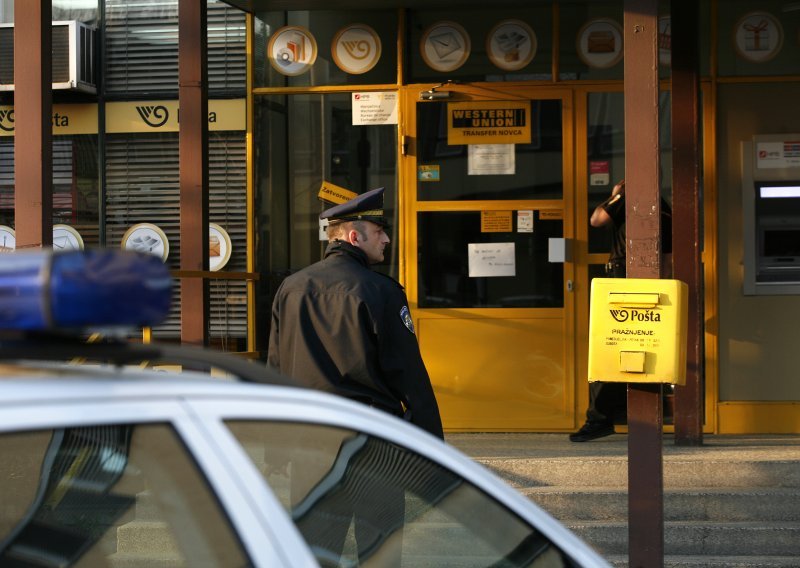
[0,249,611,567]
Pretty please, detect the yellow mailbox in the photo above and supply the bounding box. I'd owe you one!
[588,278,688,385]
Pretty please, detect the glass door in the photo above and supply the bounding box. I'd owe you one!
[402,86,575,430]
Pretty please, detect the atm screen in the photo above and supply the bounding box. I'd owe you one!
[762,229,800,258]
[759,185,800,198]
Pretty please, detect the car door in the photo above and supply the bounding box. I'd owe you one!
[0,392,308,567]
[186,388,612,568]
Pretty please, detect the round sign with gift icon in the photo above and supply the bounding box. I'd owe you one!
[268,26,318,76]
[486,20,537,72]
[734,11,783,63]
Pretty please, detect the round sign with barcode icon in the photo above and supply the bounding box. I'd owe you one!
[268,26,318,76]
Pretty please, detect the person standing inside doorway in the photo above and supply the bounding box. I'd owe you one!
[570,179,672,442]
[267,186,444,439]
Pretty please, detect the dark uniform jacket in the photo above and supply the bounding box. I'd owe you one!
[267,240,444,439]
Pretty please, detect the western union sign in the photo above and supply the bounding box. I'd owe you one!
[447,101,531,145]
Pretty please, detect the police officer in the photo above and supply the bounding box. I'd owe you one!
[267,186,444,439]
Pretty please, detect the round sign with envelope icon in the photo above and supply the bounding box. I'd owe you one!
[486,20,537,72]
[53,224,84,251]
[576,18,623,69]
[209,223,232,272]
[121,223,169,262]
[420,21,471,72]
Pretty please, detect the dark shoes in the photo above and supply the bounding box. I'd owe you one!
[569,422,615,442]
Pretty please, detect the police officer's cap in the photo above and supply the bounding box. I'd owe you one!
[320,187,388,227]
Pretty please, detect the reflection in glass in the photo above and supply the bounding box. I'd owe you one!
[0,425,247,567]
[254,93,399,352]
[416,100,563,201]
[227,420,575,568]
[418,211,564,308]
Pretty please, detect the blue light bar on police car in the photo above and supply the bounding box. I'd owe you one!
[0,249,172,331]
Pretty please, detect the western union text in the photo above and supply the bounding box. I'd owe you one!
[452,109,526,128]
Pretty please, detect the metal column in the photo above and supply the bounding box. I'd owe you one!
[13,0,52,249]
[624,1,664,566]
[178,0,209,346]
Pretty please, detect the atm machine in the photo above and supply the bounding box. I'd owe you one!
[741,134,800,295]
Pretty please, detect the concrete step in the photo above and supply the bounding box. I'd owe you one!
[568,521,800,557]
[477,456,800,489]
[450,434,800,567]
[108,552,184,568]
[115,521,180,555]
[524,487,800,522]
[607,555,800,568]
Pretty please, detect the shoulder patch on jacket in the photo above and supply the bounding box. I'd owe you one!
[399,306,415,334]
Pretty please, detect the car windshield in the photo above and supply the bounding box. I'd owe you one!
[226,420,578,568]
[0,424,249,567]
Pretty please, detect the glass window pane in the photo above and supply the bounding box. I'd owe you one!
[586,92,624,255]
[717,0,800,77]
[254,93,399,351]
[416,100,563,201]
[558,0,624,81]
[418,211,564,308]
[0,424,248,567]
[226,420,575,568]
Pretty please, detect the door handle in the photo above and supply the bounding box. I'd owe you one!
[567,279,574,292]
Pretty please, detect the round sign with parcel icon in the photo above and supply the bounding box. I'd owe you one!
[268,25,318,76]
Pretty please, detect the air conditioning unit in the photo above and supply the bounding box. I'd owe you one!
[0,20,97,94]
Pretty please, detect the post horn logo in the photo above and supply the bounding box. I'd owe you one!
[136,105,169,128]
[342,40,371,60]
[0,109,14,132]
[609,309,629,322]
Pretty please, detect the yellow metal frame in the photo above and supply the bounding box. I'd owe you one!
[399,84,577,431]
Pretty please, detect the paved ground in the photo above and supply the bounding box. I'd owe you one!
[446,432,800,462]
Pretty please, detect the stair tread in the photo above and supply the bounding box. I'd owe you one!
[525,486,800,494]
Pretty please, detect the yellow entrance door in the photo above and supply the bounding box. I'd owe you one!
[401,86,575,431]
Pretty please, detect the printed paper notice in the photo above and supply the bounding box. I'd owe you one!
[517,210,534,232]
[468,242,516,277]
[756,141,800,169]
[468,144,515,175]
[481,210,513,232]
[352,92,398,125]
